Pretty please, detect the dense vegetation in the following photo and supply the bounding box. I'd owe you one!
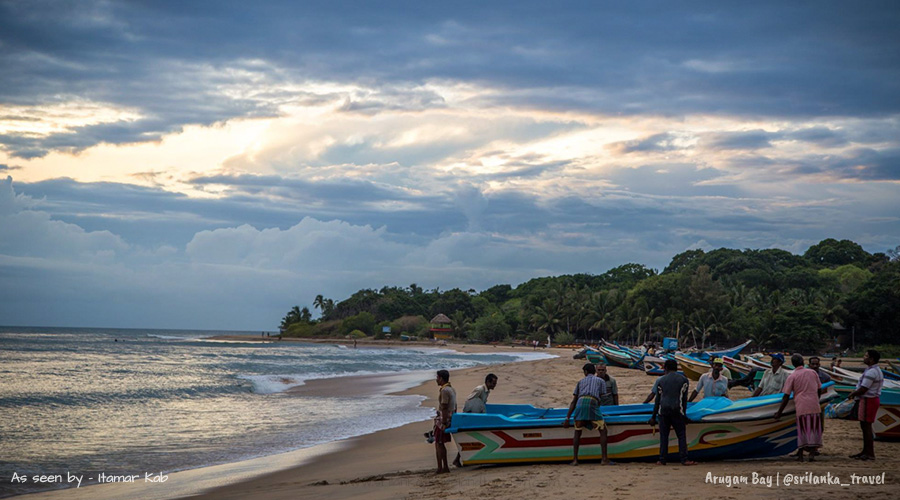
[280,239,900,354]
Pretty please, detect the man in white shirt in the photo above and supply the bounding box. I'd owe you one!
[847,350,883,461]
[752,353,789,397]
[690,358,729,401]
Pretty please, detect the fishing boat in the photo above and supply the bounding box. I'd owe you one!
[448,384,838,464]
[875,389,900,440]
[642,355,670,375]
[820,366,900,390]
[693,340,753,362]
[673,352,713,381]
[595,344,634,368]
[722,355,758,377]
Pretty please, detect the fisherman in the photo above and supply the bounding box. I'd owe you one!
[648,359,696,466]
[452,373,498,467]
[432,369,457,474]
[774,355,824,462]
[689,358,729,401]
[808,356,832,384]
[752,353,789,397]
[596,363,619,406]
[563,363,612,465]
[847,349,883,461]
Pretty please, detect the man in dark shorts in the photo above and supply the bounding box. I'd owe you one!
[433,369,457,473]
[648,359,697,466]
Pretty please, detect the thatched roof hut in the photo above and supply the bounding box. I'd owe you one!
[430,313,451,324]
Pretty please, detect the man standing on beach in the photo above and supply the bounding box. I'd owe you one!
[564,363,611,465]
[808,356,831,384]
[648,359,696,466]
[689,358,729,401]
[774,354,824,462]
[596,363,619,406]
[847,349,883,461]
[433,369,457,474]
[752,353,789,397]
[453,373,499,467]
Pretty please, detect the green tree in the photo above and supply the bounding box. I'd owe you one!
[341,312,376,336]
[472,313,511,343]
[804,238,870,268]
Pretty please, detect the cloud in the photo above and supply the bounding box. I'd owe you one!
[3,2,900,157]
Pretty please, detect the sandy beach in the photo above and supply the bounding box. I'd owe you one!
[178,343,898,500]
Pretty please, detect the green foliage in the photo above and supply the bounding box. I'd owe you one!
[819,264,872,294]
[471,314,511,343]
[284,322,315,337]
[348,329,368,339]
[804,238,871,268]
[341,312,376,336]
[773,305,831,351]
[279,239,899,351]
[554,331,576,345]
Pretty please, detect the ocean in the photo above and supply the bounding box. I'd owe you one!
[0,327,554,498]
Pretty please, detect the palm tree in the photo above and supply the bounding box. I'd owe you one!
[313,295,325,312]
[450,311,472,339]
[531,299,561,336]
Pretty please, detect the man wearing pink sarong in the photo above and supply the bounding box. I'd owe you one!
[774,354,823,462]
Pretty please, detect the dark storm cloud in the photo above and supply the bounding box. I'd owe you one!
[2,1,899,156]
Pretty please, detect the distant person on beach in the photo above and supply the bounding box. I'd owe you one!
[564,363,612,465]
[808,356,831,384]
[648,359,696,466]
[433,369,457,474]
[596,363,619,406]
[847,349,883,461]
[752,353,788,397]
[453,373,499,467]
[689,358,728,401]
[774,354,824,462]
[831,356,842,369]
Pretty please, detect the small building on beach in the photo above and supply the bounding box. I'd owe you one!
[430,313,453,340]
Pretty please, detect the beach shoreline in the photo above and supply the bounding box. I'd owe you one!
[13,342,898,500]
[11,342,556,500]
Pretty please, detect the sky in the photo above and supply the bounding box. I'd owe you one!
[1,1,899,330]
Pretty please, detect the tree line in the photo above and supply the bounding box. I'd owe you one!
[279,239,900,353]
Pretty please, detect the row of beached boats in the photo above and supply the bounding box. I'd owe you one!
[447,339,899,465]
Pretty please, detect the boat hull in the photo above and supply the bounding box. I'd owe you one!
[452,418,798,464]
[448,392,836,464]
[674,352,713,381]
[875,390,900,440]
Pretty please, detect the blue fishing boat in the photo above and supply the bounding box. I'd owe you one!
[448,383,838,464]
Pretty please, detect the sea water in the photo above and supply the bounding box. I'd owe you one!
[0,327,553,497]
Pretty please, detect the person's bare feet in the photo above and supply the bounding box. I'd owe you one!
[656,461,666,465]
[682,460,697,466]
[570,460,579,466]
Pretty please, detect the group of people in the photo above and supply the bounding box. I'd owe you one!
[432,348,884,472]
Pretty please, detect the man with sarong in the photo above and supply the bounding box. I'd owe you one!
[847,349,883,461]
[433,369,457,474]
[563,363,612,465]
[774,354,823,462]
